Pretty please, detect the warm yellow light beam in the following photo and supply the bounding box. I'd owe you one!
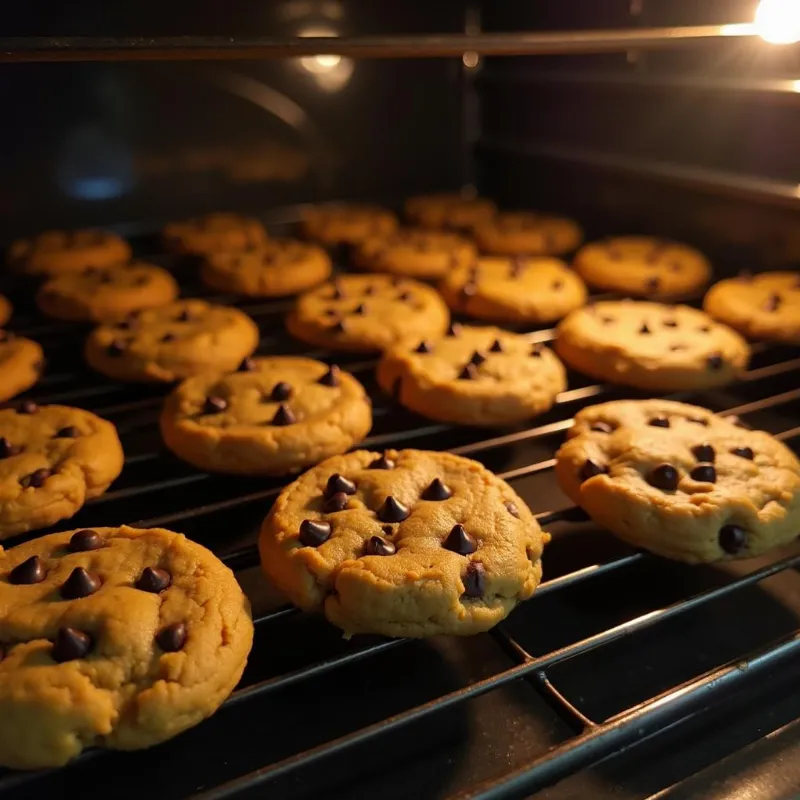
[755,0,800,44]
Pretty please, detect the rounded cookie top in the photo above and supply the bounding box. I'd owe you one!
[300,203,398,247]
[161,357,372,476]
[473,211,583,256]
[85,299,260,383]
[404,193,497,231]
[555,301,750,391]
[377,325,566,427]
[575,236,711,297]
[8,230,132,277]
[36,262,179,322]
[354,227,476,280]
[555,399,800,564]
[704,271,800,345]
[259,449,548,638]
[201,238,332,297]
[438,256,587,324]
[0,403,123,539]
[163,212,268,255]
[0,333,45,403]
[0,296,12,328]
[286,274,450,353]
[0,525,253,769]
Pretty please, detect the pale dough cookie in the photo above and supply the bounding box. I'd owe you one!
[0,334,45,403]
[404,193,497,232]
[438,256,587,324]
[473,211,583,256]
[0,295,12,327]
[0,403,123,539]
[161,357,372,476]
[377,325,566,427]
[354,227,476,280]
[259,449,548,637]
[556,399,800,563]
[300,203,398,247]
[85,300,259,383]
[704,271,800,344]
[574,236,711,297]
[555,301,750,391]
[163,213,268,255]
[286,274,450,353]
[8,230,132,277]
[0,525,253,769]
[201,239,332,297]
[36,263,179,323]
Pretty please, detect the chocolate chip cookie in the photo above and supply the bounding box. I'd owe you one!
[703,271,800,344]
[36,263,179,323]
[0,295,12,328]
[404,193,497,232]
[556,399,800,563]
[377,325,566,426]
[555,301,750,391]
[574,236,712,298]
[8,230,132,277]
[0,333,45,403]
[161,357,372,475]
[0,525,253,768]
[300,203,398,247]
[438,255,587,325]
[201,239,332,297]
[259,449,548,637]
[0,403,123,539]
[286,274,450,353]
[85,300,260,383]
[163,213,268,255]
[473,211,583,257]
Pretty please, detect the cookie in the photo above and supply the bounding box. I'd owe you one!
[0,295,12,328]
[8,230,132,277]
[377,325,566,427]
[286,274,450,353]
[0,333,45,403]
[404,193,497,232]
[473,211,583,256]
[555,301,750,391]
[0,525,253,768]
[354,227,476,280]
[259,449,548,637]
[36,263,179,323]
[0,403,123,539]
[574,236,711,298]
[556,399,800,564]
[161,357,372,476]
[201,239,332,297]
[438,256,587,325]
[703,271,800,345]
[300,204,398,247]
[163,213,268,256]
[85,300,260,383]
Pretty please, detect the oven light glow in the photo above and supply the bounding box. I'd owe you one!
[755,0,800,44]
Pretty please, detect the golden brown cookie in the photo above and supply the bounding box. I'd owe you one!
[85,300,259,383]
[8,230,132,277]
[201,239,332,297]
[286,274,450,353]
[300,203,398,247]
[163,213,268,256]
[555,301,750,391]
[377,325,566,427]
[0,295,12,328]
[161,357,372,476]
[438,256,587,324]
[0,525,253,768]
[36,263,179,323]
[0,403,123,539]
[556,399,800,564]
[703,271,800,344]
[473,211,583,257]
[259,449,548,637]
[404,193,497,232]
[574,236,711,298]
[354,227,476,280]
[0,333,45,403]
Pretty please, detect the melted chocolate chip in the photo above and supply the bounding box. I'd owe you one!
[600,316,614,325]
[731,446,754,460]
[647,463,680,491]
[156,622,187,652]
[530,344,543,358]
[552,279,564,290]
[21,468,50,488]
[52,628,93,662]
[397,291,414,302]
[458,363,479,380]
[318,365,340,387]
[270,382,293,402]
[54,426,79,438]
[446,323,462,337]
[645,277,661,292]
[580,460,607,481]
[352,303,366,315]
[238,357,256,372]
[698,325,711,333]
[691,443,716,462]
[323,491,350,513]
[639,323,651,334]
[590,421,614,433]
[764,293,782,312]
[377,496,410,523]
[136,567,171,593]
[462,562,486,598]
[663,319,678,328]
[326,473,356,497]
[444,524,477,555]
[60,567,102,599]
[690,463,716,483]
[414,340,432,354]
[707,353,724,370]
[363,285,376,296]
[8,555,46,585]
[330,319,347,334]
[469,351,486,366]
[203,396,227,415]
[719,524,746,555]
[422,478,452,501]
[365,536,396,556]
[271,404,296,426]
[382,525,394,536]
[489,339,503,353]
[330,284,345,301]
[0,438,21,458]
[369,454,395,470]
[648,417,670,428]
[69,529,104,552]
[106,340,125,357]
[18,400,37,415]
[299,519,331,546]
[175,309,192,322]
[670,344,687,351]
[160,333,176,343]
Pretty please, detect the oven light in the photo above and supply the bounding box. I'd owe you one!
[755,0,800,45]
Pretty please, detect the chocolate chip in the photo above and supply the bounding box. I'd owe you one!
[707,353,724,370]
[8,555,46,585]
[469,351,486,366]
[54,426,79,438]
[330,319,347,334]
[157,622,187,652]
[271,404,296,426]
[647,463,680,491]
[323,491,350,513]
[369,454,395,470]
[458,363,479,380]
[0,437,21,458]
[489,339,503,353]
[203,396,227,415]
[648,417,670,428]
[270,382,293,402]
[600,316,614,325]
[590,421,614,433]
[159,332,175,343]
[764,293,782,312]
[106,340,125,357]
[175,309,192,322]
[530,344,543,358]
[446,323,462,337]
[422,478,452,501]
[238,357,256,372]
[690,463,716,483]
[670,344,687,351]
[363,285,376,296]
[414,341,432,354]
[444,524,477,555]
[116,318,134,330]
[719,524,746,554]
[645,277,660,292]
[462,562,486,598]
[382,525,394,535]
[580,460,607,481]
[135,567,171,593]
[698,325,711,333]
[331,284,346,300]
[318,365,340,387]
[21,468,50,488]
[299,519,331,547]
[18,400,37,415]
[552,279,563,290]
[691,443,716,462]
[326,473,356,497]
[52,628,93,662]
[731,446,754,460]
[639,323,651,334]
[352,303,366,315]
[663,319,678,328]
[68,529,103,552]
[365,536,396,556]
[60,567,102,599]
[377,496,410,523]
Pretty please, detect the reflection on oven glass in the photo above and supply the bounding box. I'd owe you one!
[296,27,355,93]
[57,126,133,201]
